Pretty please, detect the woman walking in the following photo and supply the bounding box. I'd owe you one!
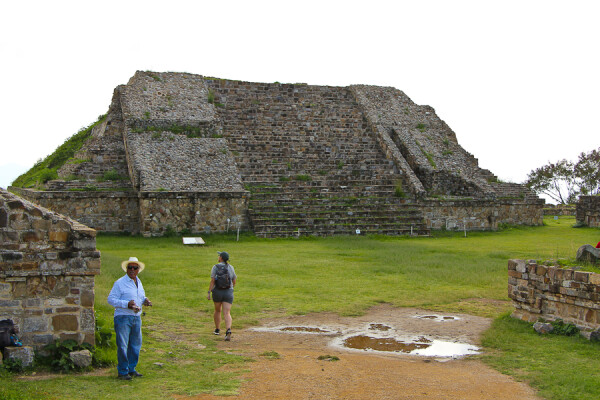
[207,251,237,341]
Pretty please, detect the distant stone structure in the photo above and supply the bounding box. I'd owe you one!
[11,71,543,237]
[0,188,99,349]
[509,259,600,339]
[576,196,600,227]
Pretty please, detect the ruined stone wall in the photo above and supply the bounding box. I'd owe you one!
[0,189,100,348]
[139,191,249,236]
[125,133,244,192]
[121,71,222,136]
[350,85,497,199]
[9,188,140,234]
[576,196,600,227]
[422,199,544,230]
[508,259,600,337]
[544,204,576,216]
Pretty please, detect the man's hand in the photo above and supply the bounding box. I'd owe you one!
[128,300,141,313]
[143,298,152,307]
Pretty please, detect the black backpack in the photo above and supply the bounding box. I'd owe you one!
[214,263,231,289]
[0,319,16,350]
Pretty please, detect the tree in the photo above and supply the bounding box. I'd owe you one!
[525,147,600,204]
[525,159,577,204]
[574,148,600,196]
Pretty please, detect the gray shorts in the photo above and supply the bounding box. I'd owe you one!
[212,288,234,304]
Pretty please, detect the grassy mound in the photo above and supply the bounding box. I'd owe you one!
[11,115,106,188]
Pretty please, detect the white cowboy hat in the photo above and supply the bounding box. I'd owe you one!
[121,257,145,273]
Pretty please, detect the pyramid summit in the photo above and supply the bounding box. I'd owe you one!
[11,71,543,236]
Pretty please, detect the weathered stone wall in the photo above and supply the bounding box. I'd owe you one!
[139,191,249,236]
[576,196,600,227]
[125,133,244,192]
[422,199,544,230]
[0,189,100,349]
[9,188,250,237]
[544,204,576,216]
[350,85,497,199]
[121,71,222,136]
[509,259,600,337]
[9,188,140,234]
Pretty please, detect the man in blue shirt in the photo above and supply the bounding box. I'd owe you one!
[108,257,152,380]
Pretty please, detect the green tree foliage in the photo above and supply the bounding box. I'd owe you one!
[525,147,600,204]
[574,148,600,196]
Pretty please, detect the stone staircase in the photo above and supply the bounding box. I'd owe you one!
[206,79,430,237]
[491,182,540,202]
[246,181,427,237]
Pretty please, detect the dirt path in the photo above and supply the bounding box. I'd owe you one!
[181,305,540,400]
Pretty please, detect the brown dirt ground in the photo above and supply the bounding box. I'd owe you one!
[181,304,541,400]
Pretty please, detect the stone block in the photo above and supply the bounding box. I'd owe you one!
[52,314,78,331]
[508,270,521,279]
[4,346,35,367]
[576,245,600,264]
[49,231,69,242]
[0,209,7,228]
[32,219,51,231]
[589,273,600,286]
[20,231,41,242]
[56,307,80,313]
[533,322,554,334]
[24,299,44,308]
[515,260,527,274]
[80,309,95,332]
[46,297,66,307]
[80,290,94,307]
[536,265,548,276]
[0,282,11,294]
[574,271,590,283]
[69,349,92,368]
[32,334,54,346]
[73,239,95,250]
[23,317,48,333]
[0,251,24,261]
[59,333,80,342]
[563,269,574,280]
[0,299,21,308]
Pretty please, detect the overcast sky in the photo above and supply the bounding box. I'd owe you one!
[1,0,598,198]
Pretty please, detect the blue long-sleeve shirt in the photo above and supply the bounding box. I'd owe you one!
[107,275,147,317]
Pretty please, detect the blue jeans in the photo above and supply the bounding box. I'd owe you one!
[114,315,142,376]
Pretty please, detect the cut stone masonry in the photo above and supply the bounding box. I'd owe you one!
[0,188,99,349]
[11,71,543,237]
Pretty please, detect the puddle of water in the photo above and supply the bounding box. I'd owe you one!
[335,334,478,358]
[343,335,429,352]
[280,326,330,333]
[251,325,336,335]
[414,315,459,322]
[369,323,392,331]
[411,340,479,357]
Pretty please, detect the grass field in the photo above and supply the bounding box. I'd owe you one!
[1,216,599,399]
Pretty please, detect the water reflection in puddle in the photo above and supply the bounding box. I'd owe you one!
[335,334,479,358]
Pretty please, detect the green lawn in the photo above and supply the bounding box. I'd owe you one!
[1,216,599,399]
